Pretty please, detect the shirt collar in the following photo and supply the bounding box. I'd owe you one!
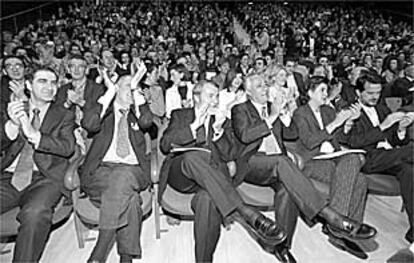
[250,100,267,115]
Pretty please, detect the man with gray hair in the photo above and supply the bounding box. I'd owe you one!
[160,80,288,263]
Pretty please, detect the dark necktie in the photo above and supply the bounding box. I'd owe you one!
[116,109,131,158]
[178,85,188,105]
[12,108,41,191]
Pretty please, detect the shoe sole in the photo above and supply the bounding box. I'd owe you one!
[328,237,368,260]
[235,215,287,247]
[326,224,376,241]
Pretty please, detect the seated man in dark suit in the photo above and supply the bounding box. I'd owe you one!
[284,56,306,106]
[160,80,286,263]
[79,69,153,263]
[347,72,414,243]
[55,54,106,153]
[231,74,377,261]
[87,50,128,84]
[1,67,76,262]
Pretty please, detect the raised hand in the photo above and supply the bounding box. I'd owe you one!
[379,111,405,131]
[399,113,414,130]
[9,80,27,100]
[191,103,209,130]
[348,103,362,120]
[7,100,27,126]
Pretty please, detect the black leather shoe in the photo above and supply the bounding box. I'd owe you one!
[253,214,287,243]
[327,235,368,259]
[326,217,377,240]
[232,213,286,246]
[274,246,297,263]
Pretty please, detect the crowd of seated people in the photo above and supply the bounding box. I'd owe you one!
[1,1,413,262]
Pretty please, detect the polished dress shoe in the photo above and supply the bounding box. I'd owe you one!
[232,213,287,246]
[253,214,287,243]
[327,235,368,259]
[274,246,297,263]
[326,217,377,240]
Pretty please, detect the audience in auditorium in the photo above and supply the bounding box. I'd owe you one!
[1,1,413,262]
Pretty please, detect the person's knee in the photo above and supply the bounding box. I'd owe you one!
[182,152,204,165]
[18,204,52,226]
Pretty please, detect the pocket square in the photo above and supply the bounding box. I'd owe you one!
[130,122,140,131]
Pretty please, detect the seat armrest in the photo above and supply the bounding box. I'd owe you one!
[150,120,168,184]
[64,146,84,191]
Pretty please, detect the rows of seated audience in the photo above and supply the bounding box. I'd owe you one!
[1,1,413,263]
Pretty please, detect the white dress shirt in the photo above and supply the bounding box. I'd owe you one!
[102,102,139,165]
[360,103,393,150]
[165,83,194,119]
[251,101,282,154]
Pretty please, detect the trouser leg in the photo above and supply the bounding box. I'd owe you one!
[191,190,222,263]
[14,177,62,262]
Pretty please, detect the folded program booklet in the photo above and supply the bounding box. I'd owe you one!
[312,149,366,160]
[171,147,211,153]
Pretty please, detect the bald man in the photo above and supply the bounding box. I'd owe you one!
[80,73,153,263]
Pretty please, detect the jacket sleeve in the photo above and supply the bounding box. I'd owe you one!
[36,109,76,158]
[137,104,154,130]
[231,104,271,144]
[293,108,334,150]
[160,110,196,154]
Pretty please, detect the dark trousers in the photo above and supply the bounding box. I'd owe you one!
[0,172,62,263]
[303,154,368,222]
[82,163,149,257]
[167,151,244,263]
[244,154,328,248]
[362,144,414,240]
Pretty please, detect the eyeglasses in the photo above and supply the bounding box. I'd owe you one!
[5,63,24,70]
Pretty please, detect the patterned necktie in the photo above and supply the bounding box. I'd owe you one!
[12,108,41,191]
[260,106,282,154]
[116,109,131,158]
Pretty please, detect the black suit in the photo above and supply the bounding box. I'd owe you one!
[79,101,153,258]
[159,108,242,263]
[347,103,413,240]
[55,79,106,111]
[0,102,76,262]
[231,100,328,248]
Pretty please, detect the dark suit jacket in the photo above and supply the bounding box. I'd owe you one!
[55,79,106,111]
[79,100,154,189]
[293,72,306,101]
[1,102,76,195]
[293,104,344,162]
[231,100,297,185]
[158,108,236,201]
[347,103,410,152]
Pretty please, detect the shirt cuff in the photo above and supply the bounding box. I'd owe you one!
[5,121,19,140]
[212,129,224,142]
[97,89,116,118]
[279,113,292,127]
[397,129,407,140]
